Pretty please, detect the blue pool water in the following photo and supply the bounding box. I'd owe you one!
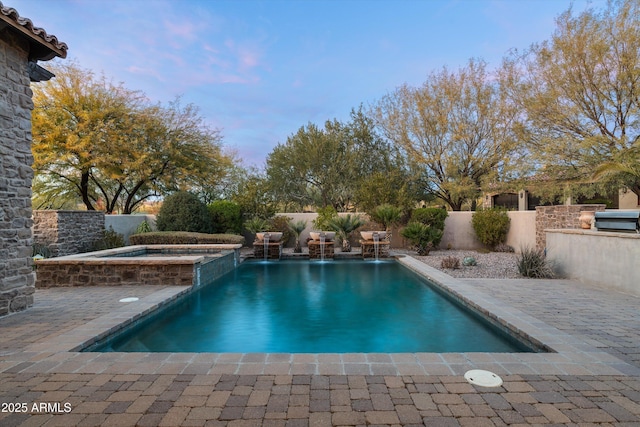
[91,260,534,353]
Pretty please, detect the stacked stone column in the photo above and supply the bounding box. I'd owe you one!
[0,34,35,316]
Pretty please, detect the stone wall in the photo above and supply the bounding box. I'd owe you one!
[361,241,390,259]
[0,33,35,316]
[308,241,335,259]
[36,261,196,288]
[253,242,283,260]
[535,204,606,250]
[33,211,105,257]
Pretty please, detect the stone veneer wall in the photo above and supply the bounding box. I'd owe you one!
[535,204,606,250]
[0,33,36,316]
[33,211,105,257]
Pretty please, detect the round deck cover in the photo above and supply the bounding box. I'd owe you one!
[464,369,503,387]
[119,297,139,303]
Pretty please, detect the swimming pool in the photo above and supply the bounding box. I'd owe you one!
[88,259,535,353]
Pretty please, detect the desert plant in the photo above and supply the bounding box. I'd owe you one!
[441,256,460,269]
[327,214,364,252]
[156,191,212,234]
[494,243,515,253]
[32,242,51,259]
[517,246,554,278]
[370,204,402,242]
[92,226,125,251]
[462,256,477,266]
[411,207,448,231]
[400,222,443,256]
[269,215,294,246]
[409,207,447,247]
[208,200,243,234]
[244,217,270,242]
[471,208,510,249]
[135,219,152,234]
[289,219,308,253]
[312,205,338,230]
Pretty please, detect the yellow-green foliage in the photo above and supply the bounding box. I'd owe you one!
[130,232,244,245]
[471,208,510,248]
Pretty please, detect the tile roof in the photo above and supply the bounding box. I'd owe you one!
[0,1,67,60]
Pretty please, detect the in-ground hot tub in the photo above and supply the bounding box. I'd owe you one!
[35,245,242,288]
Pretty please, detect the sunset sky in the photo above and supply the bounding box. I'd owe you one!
[13,0,605,166]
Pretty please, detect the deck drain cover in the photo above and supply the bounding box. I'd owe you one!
[119,297,139,303]
[464,369,503,387]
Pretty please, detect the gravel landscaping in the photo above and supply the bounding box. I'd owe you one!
[404,249,522,279]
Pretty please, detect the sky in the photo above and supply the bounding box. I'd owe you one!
[12,0,606,167]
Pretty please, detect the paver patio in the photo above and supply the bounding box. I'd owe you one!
[1,259,640,426]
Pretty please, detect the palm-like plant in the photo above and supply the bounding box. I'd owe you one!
[327,214,364,252]
[400,222,443,256]
[288,219,307,253]
[244,217,269,242]
[370,204,402,242]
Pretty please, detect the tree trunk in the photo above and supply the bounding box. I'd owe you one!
[294,238,302,253]
[342,238,351,252]
[80,171,95,211]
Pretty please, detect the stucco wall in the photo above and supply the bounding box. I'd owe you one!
[439,211,536,252]
[546,229,640,296]
[105,214,156,244]
[0,33,35,316]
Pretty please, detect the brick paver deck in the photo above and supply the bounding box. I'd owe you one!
[1,259,640,426]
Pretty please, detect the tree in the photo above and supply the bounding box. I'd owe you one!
[32,62,143,212]
[230,167,277,220]
[265,107,405,211]
[32,62,233,213]
[374,59,519,210]
[502,0,640,200]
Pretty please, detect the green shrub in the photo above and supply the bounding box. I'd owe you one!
[92,226,125,251]
[208,200,243,234]
[156,191,212,233]
[410,207,448,231]
[135,220,152,234]
[441,256,460,269]
[400,222,443,255]
[129,231,244,245]
[517,246,554,278]
[471,208,510,248]
[244,217,269,234]
[406,208,446,247]
[312,206,337,230]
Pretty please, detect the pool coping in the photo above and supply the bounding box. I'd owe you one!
[5,256,640,378]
